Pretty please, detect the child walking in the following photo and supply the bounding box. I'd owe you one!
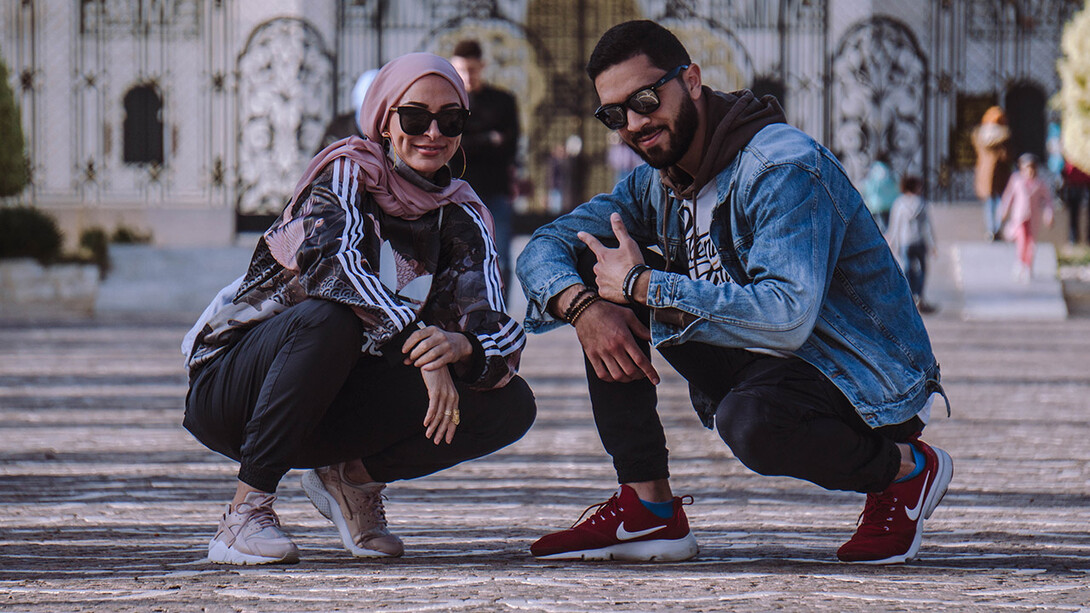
[886,175,936,313]
[1000,154,1055,281]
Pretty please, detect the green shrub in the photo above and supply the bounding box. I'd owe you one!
[0,57,27,198]
[0,206,62,263]
[111,224,152,244]
[78,226,110,276]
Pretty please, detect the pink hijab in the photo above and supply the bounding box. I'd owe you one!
[287,53,491,228]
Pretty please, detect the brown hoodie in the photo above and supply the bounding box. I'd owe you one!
[661,87,786,200]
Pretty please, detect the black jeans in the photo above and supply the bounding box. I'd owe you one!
[901,243,928,301]
[577,251,921,494]
[184,300,536,493]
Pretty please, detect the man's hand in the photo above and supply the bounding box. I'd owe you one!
[575,300,660,385]
[578,213,645,304]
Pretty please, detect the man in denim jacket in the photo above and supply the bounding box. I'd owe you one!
[516,20,952,565]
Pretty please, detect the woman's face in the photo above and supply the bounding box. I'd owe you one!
[385,75,463,179]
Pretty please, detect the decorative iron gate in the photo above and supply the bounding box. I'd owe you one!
[830,17,928,187]
[6,0,1083,241]
[320,0,829,220]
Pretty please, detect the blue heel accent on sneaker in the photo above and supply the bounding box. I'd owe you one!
[640,498,674,519]
[894,443,926,483]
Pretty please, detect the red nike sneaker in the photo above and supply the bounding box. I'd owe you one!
[530,484,699,561]
[837,439,953,564]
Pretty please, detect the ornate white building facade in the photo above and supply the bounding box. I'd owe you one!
[1,0,1081,246]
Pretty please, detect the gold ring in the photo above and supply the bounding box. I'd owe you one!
[452,409,460,426]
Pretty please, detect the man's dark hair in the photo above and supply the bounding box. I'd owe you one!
[901,175,923,194]
[452,39,483,60]
[586,20,691,81]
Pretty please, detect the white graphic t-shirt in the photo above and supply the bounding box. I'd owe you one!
[678,184,728,285]
[678,184,791,358]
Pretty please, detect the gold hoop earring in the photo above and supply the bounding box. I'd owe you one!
[454,146,467,179]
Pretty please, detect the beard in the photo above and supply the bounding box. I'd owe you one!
[625,95,699,169]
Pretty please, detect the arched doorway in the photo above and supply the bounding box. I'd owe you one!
[522,0,644,217]
[1005,81,1047,160]
[122,85,164,165]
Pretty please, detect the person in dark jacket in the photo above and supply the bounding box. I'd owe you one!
[314,69,378,153]
[1061,160,1090,245]
[451,40,520,299]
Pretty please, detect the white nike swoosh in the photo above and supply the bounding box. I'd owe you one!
[616,523,666,541]
[904,471,931,521]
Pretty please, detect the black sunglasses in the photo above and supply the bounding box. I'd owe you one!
[391,106,470,137]
[594,64,689,130]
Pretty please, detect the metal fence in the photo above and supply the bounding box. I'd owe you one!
[3,0,1082,232]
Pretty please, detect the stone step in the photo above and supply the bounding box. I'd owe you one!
[74,203,1075,322]
[953,241,1068,321]
[94,242,255,316]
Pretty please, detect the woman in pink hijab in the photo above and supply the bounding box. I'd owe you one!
[181,53,534,565]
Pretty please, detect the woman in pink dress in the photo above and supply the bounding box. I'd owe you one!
[1000,153,1055,280]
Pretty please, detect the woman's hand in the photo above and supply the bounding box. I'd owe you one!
[403,326,473,371]
[421,366,459,445]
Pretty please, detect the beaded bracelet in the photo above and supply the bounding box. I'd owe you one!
[566,291,600,324]
[568,294,602,326]
[622,264,651,304]
[564,288,599,325]
[562,287,599,323]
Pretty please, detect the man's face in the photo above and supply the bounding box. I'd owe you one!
[593,54,698,169]
[451,56,484,93]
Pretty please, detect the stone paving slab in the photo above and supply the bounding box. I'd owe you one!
[2,317,1090,612]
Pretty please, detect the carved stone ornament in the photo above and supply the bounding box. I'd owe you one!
[831,17,926,184]
[236,18,333,216]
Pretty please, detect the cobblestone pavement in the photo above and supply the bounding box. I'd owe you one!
[2,312,1090,612]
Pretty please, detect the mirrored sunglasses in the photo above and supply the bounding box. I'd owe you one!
[392,106,470,137]
[593,64,689,130]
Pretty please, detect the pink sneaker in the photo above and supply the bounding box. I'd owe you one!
[837,439,953,564]
[207,492,300,565]
[302,465,403,558]
[530,484,699,561]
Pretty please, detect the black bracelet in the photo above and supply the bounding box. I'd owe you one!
[622,264,651,304]
[562,289,591,322]
[568,292,599,324]
[565,289,599,325]
[563,287,598,323]
[568,295,602,326]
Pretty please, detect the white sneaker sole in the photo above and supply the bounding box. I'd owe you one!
[534,532,699,562]
[301,469,400,558]
[853,446,954,565]
[207,538,299,565]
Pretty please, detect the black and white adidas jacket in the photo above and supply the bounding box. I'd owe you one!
[184,155,524,391]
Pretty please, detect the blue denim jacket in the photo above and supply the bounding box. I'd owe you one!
[517,123,944,429]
